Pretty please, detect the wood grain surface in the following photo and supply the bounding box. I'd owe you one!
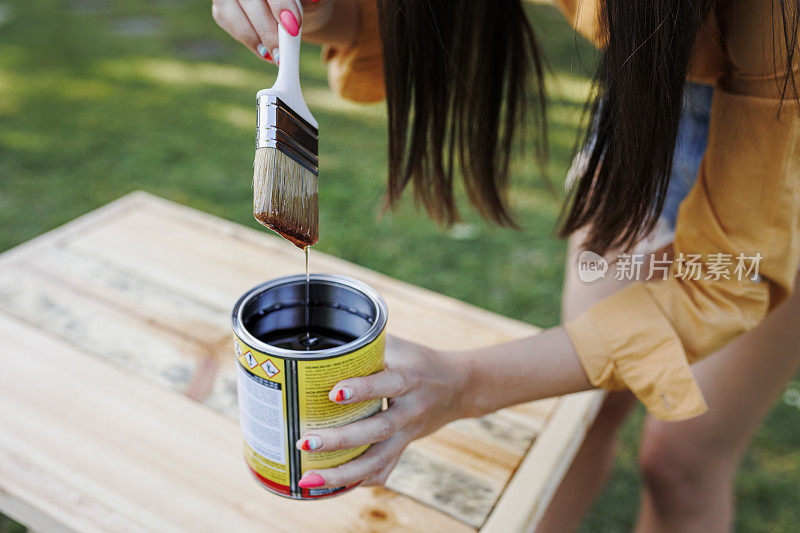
[0,192,602,532]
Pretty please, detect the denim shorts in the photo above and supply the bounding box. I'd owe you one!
[566,82,714,252]
[660,82,714,230]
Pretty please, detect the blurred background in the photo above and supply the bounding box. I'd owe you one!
[1,0,798,531]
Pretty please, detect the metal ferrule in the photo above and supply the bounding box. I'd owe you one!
[256,95,319,175]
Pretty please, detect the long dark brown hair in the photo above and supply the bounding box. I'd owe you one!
[559,0,715,253]
[376,0,800,254]
[376,0,546,228]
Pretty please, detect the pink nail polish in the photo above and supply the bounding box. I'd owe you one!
[298,473,325,488]
[280,10,300,37]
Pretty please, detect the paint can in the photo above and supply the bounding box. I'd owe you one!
[232,273,387,499]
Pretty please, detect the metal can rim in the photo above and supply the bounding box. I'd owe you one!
[232,273,388,360]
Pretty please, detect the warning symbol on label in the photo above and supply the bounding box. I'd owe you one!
[243,351,258,369]
[261,359,280,378]
[234,341,243,358]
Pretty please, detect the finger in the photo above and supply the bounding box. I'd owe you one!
[298,437,403,490]
[211,0,272,61]
[297,404,412,452]
[361,455,400,487]
[265,0,303,37]
[235,0,280,59]
[329,368,413,405]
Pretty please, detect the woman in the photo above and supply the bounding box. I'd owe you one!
[212,0,800,529]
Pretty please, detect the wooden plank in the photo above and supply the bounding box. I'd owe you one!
[385,447,500,528]
[409,428,524,483]
[30,247,230,347]
[0,268,203,392]
[445,412,542,456]
[0,446,153,533]
[480,391,605,533]
[0,314,473,533]
[500,398,562,434]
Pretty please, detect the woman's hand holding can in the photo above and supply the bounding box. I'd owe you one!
[295,335,472,489]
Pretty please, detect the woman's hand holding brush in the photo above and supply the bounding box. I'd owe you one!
[211,0,358,64]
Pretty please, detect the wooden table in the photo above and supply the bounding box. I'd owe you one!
[0,192,603,532]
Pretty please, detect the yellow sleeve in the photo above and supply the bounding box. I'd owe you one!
[322,0,384,103]
[565,3,800,421]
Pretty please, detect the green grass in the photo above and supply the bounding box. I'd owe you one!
[0,1,798,531]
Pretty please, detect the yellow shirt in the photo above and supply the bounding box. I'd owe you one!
[325,0,800,421]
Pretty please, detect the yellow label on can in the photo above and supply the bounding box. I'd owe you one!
[297,331,385,471]
[234,330,385,495]
[234,337,291,490]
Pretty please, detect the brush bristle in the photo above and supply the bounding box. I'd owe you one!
[253,147,319,248]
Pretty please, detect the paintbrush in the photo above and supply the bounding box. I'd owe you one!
[253,0,318,248]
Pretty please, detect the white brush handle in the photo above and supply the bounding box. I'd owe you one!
[259,0,318,129]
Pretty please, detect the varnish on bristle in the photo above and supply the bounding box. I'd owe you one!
[253,147,318,248]
[254,92,319,248]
